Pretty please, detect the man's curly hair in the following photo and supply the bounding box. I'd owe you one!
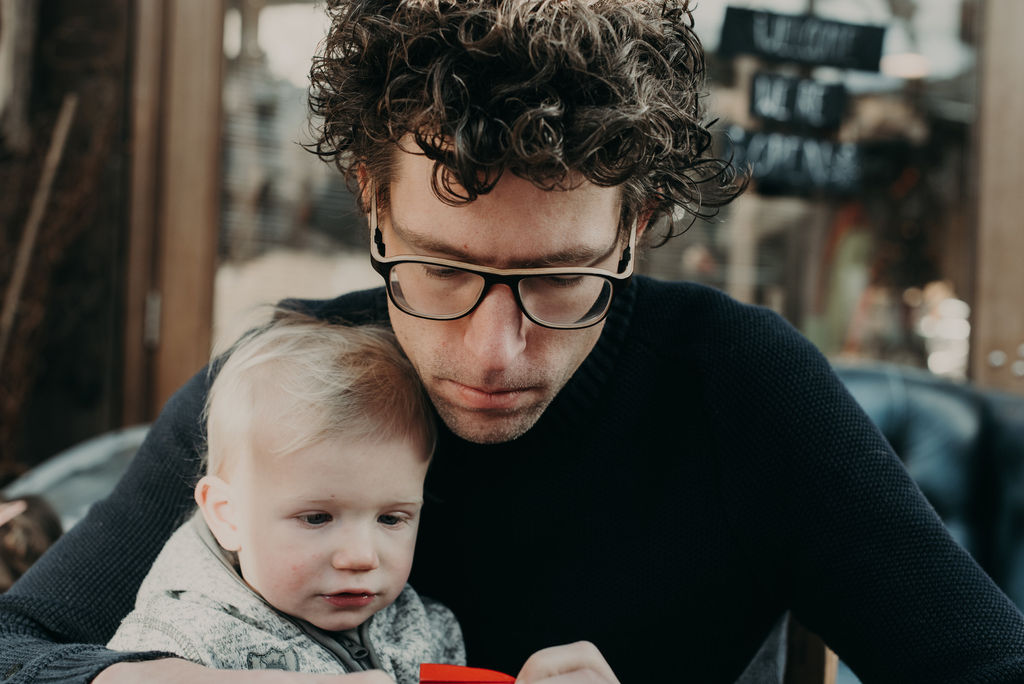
[308,0,744,242]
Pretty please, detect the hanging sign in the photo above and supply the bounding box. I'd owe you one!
[726,125,861,196]
[750,72,847,129]
[718,7,885,72]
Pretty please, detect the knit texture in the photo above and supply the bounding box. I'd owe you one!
[3,278,1024,682]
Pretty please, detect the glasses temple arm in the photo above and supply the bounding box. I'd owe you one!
[616,218,639,274]
[616,245,631,274]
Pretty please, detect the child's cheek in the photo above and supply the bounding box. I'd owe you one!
[274,539,320,592]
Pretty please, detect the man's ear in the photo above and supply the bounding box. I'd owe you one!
[356,164,372,213]
[195,475,242,552]
[636,205,655,241]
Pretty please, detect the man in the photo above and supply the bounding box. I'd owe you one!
[3,1,1024,682]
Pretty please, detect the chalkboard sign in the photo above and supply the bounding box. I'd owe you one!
[719,7,885,72]
[750,73,847,129]
[726,125,861,196]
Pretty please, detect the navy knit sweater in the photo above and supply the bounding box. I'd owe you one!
[2,277,1024,683]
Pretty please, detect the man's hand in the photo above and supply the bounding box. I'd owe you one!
[93,659,395,683]
[515,642,620,684]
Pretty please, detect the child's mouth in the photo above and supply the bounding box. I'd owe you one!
[322,592,375,608]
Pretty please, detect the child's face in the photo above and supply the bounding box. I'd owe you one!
[230,434,429,632]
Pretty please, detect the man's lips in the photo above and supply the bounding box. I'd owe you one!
[322,592,375,608]
[446,380,535,411]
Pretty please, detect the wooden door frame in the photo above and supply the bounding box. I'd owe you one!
[124,0,224,423]
[972,0,1024,394]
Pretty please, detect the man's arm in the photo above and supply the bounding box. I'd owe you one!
[705,302,1024,681]
[95,660,395,683]
[0,368,210,684]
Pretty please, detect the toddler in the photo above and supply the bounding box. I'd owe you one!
[108,311,464,682]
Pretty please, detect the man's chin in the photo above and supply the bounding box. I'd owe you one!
[433,401,547,444]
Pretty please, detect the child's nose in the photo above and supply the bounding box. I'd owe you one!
[331,528,380,572]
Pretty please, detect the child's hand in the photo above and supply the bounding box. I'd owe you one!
[95,658,396,682]
[514,642,620,684]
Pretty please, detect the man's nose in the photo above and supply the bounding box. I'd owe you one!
[331,527,380,572]
[463,284,528,366]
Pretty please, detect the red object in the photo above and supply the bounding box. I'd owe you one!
[420,663,516,683]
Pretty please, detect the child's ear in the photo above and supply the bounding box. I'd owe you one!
[195,475,242,552]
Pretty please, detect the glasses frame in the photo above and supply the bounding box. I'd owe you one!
[368,186,636,330]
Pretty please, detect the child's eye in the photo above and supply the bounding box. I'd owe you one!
[298,513,332,526]
[377,514,404,527]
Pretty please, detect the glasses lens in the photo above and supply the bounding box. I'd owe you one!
[389,262,485,318]
[519,275,613,327]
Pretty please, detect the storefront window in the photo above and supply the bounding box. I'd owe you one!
[643,0,980,380]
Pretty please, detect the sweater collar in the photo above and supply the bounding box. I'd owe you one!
[538,274,638,431]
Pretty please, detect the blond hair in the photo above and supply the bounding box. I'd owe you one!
[204,309,435,477]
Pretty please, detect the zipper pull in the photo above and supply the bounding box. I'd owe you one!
[339,634,373,670]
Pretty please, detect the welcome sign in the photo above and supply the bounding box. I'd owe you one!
[718,7,885,72]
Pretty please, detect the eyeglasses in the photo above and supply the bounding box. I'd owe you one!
[368,188,636,330]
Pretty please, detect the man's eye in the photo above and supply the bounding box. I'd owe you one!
[541,275,585,288]
[378,514,404,527]
[299,513,332,526]
[422,265,466,280]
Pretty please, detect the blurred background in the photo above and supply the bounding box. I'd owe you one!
[1,1,1023,681]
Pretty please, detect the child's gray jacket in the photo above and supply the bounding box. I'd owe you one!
[107,515,465,683]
